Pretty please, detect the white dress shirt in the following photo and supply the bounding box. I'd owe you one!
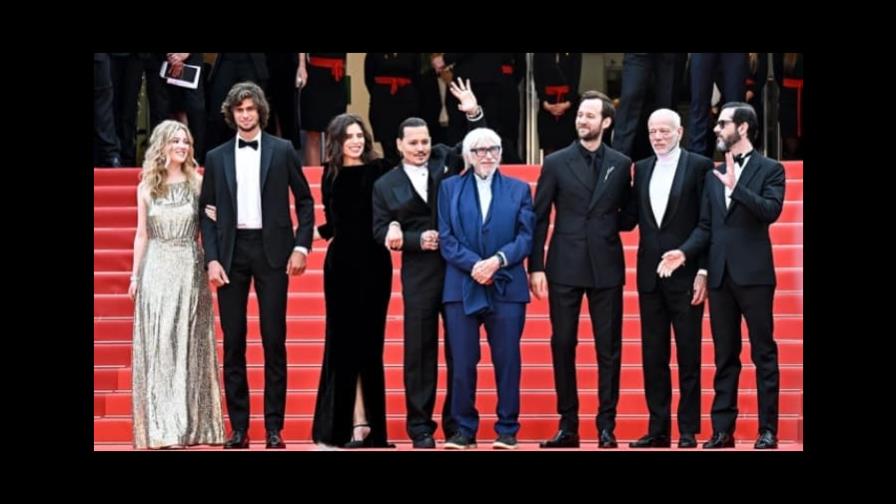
[649,146,681,226]
[474,169,495,223]
[403,163,429,202]
[235,132,263,229]
[234,132,307,256]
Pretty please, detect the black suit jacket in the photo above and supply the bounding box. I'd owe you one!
[620,149,713,292]
[679,152,785,289]
[530,141,633,288]
[199,132,314,273]
[371,144,467,251]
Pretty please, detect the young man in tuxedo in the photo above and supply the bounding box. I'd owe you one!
[619,109,713,448]
[199,82,314,449]
[659,102,785,449]
[371,78,483,448]
[529,90,632,449]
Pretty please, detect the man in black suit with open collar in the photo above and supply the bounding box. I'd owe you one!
[659,102,785,449]
[619,108,713,449]
[371,78,484,448]
[530,90,632,449]
[199,81,314,449]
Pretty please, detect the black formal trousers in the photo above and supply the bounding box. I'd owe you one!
[401,253,456,440]
[638,282,703,436]
[708,271,779,435]
[216,230,288,432]
[547,282,623,434]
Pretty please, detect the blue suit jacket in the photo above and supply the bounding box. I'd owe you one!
[438,169,534,314]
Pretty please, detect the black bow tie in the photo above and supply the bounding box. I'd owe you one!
[238,138,258,150]
[733,151,752,165]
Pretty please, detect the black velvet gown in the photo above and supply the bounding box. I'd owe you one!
[311,159,394,447]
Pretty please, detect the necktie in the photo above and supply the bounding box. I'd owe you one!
[732,151,752,165]
[239,139,258,150]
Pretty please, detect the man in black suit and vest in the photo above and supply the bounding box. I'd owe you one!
[530,90,632,449]
[619,108,713,448]
[371,78,484,448]
[659,102,784,449]
[199,82,314,449]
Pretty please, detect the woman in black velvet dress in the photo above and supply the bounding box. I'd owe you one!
[311,113,394,448]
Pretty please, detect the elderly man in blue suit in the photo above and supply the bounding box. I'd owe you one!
[436,127,535,450]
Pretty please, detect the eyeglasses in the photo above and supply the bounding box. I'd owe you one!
[648,128,676,137]
[716,119,735,129]
[470,145,501,157]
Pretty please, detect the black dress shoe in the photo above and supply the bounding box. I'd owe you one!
[266,430,286,449]
[598,429,618,448]
[754,430,778,449]
[678,433,698,448]
[629,433,670,448]
[412,433,435,449]
[539,430,580,448]
[224,430,250,449]
[703,432,735,449]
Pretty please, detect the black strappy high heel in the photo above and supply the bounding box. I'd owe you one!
[343,424,371,449]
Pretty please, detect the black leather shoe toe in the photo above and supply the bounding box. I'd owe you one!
[539,430,580,448]
[224,430,250,449]
[754,430,778,449]
[266,430,286,449]
[703,432,735,449]
[629,433,670,448]
[678,433,697,448]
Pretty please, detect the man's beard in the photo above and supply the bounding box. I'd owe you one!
[716,130,741,152]
[578,124,603,142]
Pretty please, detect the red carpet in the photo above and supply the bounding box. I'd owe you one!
[94,163,803,449]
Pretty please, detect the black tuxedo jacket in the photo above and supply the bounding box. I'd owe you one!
[371,144,467,250]
[199,132,314,273]
[621,149,713,292]
[679,151,786,289]
[530,141,632,288]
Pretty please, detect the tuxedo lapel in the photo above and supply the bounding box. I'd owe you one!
[661,150,688,228]
[566,154,593,193]
[427,158,447,212]
[259,133,273,191]
[725,154,760,218]
[641,158,659,230]
[587,155,616,213]
[222,140,238,212]
[396,168,428,209]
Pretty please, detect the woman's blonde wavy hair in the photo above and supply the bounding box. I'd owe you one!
[139,120,200,199]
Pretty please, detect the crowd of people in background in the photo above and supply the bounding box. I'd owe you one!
[94,53,803,170]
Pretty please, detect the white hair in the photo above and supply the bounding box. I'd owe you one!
[461,127,502,168]
[648,108,681,129]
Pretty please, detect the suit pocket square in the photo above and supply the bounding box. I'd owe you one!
[604,166,615,181]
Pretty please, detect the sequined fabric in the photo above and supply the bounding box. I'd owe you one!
[131,181,225,448]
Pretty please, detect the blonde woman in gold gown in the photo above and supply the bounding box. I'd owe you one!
[128,120,225,449]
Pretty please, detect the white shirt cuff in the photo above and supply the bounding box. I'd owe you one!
[294,246,309,256]
[496,251,508,267]
[466,107,483,121]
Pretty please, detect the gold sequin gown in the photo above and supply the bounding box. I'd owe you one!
[131,181,225,448]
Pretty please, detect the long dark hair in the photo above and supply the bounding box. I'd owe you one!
[324,113,378,178]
